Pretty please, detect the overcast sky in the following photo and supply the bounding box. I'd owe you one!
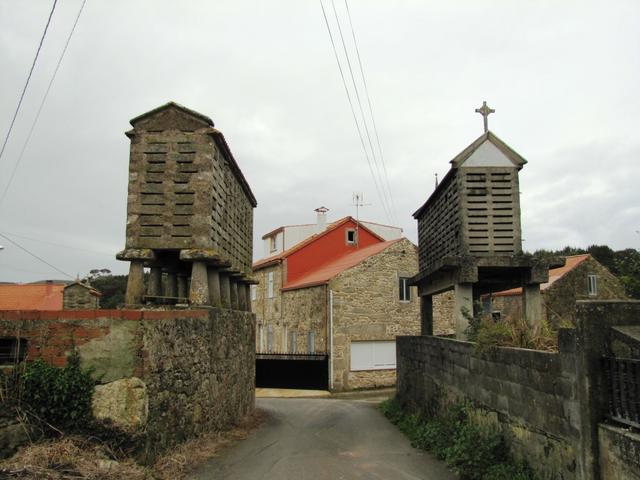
[0,0,639,283]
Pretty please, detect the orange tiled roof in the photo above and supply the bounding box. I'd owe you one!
[252,217,384,270]
[492,254,591,297]
[281,239,403,291]
[0,284,65,310]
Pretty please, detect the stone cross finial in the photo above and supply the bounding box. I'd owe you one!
[475,101,495,133]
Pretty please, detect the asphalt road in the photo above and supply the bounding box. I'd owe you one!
[190,397,457,480]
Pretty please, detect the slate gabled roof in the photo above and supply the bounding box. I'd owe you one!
[449,130,527,169]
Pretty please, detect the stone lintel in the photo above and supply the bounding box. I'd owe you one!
[179,248,221,262]
[117,248,156,262]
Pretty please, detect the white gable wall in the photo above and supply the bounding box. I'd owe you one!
[461,141,517,168]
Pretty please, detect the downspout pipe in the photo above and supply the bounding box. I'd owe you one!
[329,288,334,391]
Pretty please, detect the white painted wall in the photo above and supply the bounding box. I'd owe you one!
[360,222,402,241]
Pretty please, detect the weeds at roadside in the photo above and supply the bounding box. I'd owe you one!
[380,398,537,480]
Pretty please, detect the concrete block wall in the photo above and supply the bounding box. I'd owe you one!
[0,309,255,461]
[397,335,580,479]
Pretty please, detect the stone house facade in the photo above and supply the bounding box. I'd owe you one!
[490,254,628,328]
[253,215,422,391]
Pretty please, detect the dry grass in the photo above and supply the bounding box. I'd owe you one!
[0,409,266,480]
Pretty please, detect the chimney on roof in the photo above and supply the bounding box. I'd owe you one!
[45,280,53,295]
[314,206,329,234]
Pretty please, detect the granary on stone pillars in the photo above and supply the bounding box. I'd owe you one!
[116,102,257,309]
[411,103,562,339]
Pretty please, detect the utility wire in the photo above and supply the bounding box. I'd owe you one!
[320,0,393,224]
[343,0,397,224]
[328,0,393,224]
[0,0,87,208]
[0,232,74,280]
[0,230,112,256]
[0,0,58,165]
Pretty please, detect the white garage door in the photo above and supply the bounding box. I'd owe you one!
[350,341,396,371]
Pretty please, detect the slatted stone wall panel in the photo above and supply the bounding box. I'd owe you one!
[460,167,520,256]
[206,143,254,274]
[417,173,462,272]
[129,131,214,250]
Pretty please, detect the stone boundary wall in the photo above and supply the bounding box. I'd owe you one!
[397,335,580,479]
[0,309,255,461]
[598,423,640,480]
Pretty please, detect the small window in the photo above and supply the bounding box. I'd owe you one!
[346,229,357,245]
[0,338,27,365]
[267,272,274,298]
[308,331,315,354]
[399,277,411,302]
[588,275,598,296]
[290,331,297,353]
[250,284,257,301]
[269,236,277,252]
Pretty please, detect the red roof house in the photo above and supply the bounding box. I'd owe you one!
[252,216,420,392]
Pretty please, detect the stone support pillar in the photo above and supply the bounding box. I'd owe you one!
[523,283,543,337]
[189,261,210,305]
[219,273,231,309]
[230,279,239,310]
[147,266,162,299]
[237,282,247,311]
[165,272,178,299]
[177,274,188,301]
[454,283,473,340]
[244,284,252,313]
[420,295,434,336]
[207,268,222,307]
[125,261,145,305]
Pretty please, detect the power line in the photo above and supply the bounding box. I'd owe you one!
[0,0,58,165]
[343,0,397,224]
[0,230,112,256]
[0,231,74,280]
[0,0,87,208]
[328,0,393,224]
[319,0,393,224]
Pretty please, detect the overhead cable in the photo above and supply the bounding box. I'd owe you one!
[0,0,58,165]
[343,0,397,224]
[0,0,87,208]
[329,0,393,224]
[0,231,74,280]
[320,0,393,223]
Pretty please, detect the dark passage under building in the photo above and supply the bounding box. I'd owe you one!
[256,353,328,390]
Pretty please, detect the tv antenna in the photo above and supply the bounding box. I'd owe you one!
[352,192,371,248]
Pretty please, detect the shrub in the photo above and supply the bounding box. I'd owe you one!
[380,398,537,480]
[20,351,95,432]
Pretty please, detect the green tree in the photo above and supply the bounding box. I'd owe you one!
[91,274,128,308]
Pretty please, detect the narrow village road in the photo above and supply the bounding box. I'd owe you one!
[190,396,457,480]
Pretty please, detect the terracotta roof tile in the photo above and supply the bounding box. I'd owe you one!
[0,284,65,310]
[281,239,403,291]
[492,254,591,297]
